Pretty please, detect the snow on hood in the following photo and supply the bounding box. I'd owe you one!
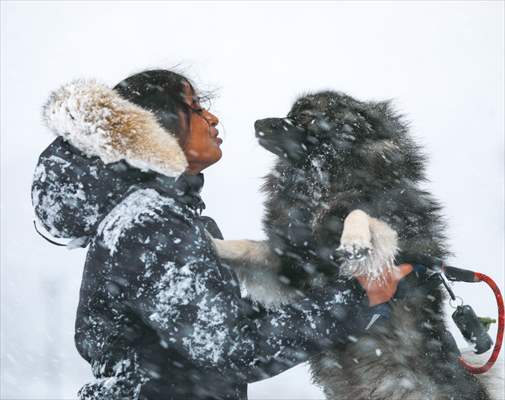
[32,137,154,241]
[33,79,188,241]
[42,79,187,177]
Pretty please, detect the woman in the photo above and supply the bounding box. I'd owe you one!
[32,70,371,399]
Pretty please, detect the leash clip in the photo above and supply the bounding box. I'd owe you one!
[439,272,457,301]
[449,295,464,309]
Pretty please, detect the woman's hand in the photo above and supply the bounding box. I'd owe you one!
[356,263,413,306]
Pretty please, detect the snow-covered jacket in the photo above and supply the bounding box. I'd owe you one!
[32,81,368,400]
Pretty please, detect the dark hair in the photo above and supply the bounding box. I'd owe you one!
[113,69,196,145]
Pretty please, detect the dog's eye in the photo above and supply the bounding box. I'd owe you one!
[294,111,317,125]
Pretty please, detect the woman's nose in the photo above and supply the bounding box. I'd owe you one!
[203,110,219,126]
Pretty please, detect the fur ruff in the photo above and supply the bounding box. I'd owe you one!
[42,79,188,177]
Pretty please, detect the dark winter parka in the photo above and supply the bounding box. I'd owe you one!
[32,81,368,400]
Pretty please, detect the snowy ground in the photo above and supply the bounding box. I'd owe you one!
[1,1,503,399]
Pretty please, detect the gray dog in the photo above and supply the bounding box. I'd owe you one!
[213,91,496,399]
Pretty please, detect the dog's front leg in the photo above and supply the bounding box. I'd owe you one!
[338,210,398,281]
[211,239,275,267]
[211,239,294,307]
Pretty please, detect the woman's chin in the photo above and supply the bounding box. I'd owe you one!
[210,142,223,160]
[214,147,223,162]
[195,149,223,172]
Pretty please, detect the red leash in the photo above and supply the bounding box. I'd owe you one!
[458,272,505,374]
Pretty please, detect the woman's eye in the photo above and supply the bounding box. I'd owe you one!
[189,101,204,113]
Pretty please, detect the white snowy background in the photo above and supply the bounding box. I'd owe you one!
[1,1,503,399]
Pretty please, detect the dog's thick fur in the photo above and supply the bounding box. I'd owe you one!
[214,91,495,399]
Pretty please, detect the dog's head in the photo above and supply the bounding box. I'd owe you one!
[255,91,368,161]
[258,91,429,286]
[255,91,425,183]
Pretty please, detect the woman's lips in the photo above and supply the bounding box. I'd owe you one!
[211,128,222,145]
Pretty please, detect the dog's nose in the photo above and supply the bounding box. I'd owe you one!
[254,118,285,133]
[254,118,272,132]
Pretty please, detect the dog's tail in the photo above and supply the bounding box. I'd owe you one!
[461,350,504,400]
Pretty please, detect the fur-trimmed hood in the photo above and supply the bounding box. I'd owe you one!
[42,79,188,177]
[32,80,190,241]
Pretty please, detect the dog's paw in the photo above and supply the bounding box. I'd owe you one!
[337,241,372,261]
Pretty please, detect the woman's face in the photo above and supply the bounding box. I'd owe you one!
[180,83,222,175]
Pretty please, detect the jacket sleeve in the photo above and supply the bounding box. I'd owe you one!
[199,215,224,240]
[107,208,363,381]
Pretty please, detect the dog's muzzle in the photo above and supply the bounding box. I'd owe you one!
[255,118,297,137]
[255,117,309,161]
